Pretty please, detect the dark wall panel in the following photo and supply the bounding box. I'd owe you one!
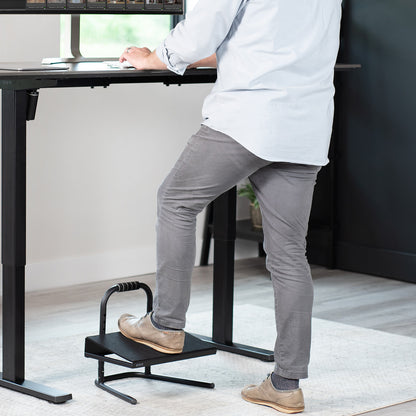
[336,0,416,282]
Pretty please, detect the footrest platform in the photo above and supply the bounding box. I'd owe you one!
[85,331,217,368]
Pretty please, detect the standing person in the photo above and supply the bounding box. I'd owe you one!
[118,0,342,413]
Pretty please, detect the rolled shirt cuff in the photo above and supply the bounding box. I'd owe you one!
[155,42,189,76]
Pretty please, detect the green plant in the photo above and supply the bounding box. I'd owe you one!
[237,183,259,209]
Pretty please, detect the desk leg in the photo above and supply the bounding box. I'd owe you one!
[196,188,274,362]
[0,89,72,403]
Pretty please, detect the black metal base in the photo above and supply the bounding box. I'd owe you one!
[85,332,217,405]
[95,370,215,405]
[85,332,218,404]
[193,334,274,362]
[0,373,72,404]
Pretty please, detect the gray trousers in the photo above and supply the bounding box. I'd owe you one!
[153,125,321,379]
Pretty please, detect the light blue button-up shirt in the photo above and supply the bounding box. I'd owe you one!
[156,0,342,166]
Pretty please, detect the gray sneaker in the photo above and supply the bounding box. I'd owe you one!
[118,313,185,354]
[241,375,305,414]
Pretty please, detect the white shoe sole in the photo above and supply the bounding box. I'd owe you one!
[242,394,304,414]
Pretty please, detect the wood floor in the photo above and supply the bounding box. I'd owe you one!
[1,257,415,415]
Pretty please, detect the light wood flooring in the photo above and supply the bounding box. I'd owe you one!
[1,257,415,415]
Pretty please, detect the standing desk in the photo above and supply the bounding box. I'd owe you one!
[0,62,359,403]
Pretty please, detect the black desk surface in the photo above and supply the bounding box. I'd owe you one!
[0,62,361,90]
[0,62,217,90]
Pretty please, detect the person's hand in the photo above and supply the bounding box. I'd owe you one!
[119,46,167,70]
[119,46,151,69]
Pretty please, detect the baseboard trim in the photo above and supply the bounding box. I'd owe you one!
[23,246,156,293]
[0,238,260,294]
[335,241,416,283]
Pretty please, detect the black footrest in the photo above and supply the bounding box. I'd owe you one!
[85,283,216,404]
[85,332,217,368]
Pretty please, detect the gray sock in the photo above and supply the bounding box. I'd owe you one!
[271,372,299,390]
[150,312,180,331]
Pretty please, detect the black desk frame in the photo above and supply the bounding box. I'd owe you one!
[0,64,359,403]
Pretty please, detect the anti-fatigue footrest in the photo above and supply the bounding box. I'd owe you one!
[84,281,216,404]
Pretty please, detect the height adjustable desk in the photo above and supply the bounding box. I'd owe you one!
[0,62,359,403]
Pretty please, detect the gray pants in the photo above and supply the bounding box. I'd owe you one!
[153,125,321,379]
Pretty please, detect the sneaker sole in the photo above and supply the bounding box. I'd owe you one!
[242,394,304,414]
[119,329,183,354]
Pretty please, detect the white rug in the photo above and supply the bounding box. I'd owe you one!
[1,305,416,416]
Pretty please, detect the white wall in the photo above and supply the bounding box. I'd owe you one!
[0,15,256,293]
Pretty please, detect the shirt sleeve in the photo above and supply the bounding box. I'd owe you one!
[155,0,247,75]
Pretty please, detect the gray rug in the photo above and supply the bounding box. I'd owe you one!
[1,305,416,416]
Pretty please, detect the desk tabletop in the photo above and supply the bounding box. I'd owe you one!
[0,62,218,90]
[0,62,361,90]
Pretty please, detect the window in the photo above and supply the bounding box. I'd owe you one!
[60,0,199,58]
[61,15,171,58]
